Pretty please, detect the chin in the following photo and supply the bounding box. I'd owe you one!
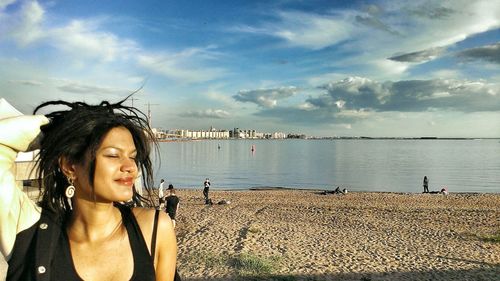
[118,192,134,202]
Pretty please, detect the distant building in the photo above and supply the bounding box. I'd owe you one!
[272,132,287,139]
[164,126,306,140]
[152,128,167,139]
[173,128,229,139]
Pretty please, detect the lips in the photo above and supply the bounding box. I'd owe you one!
[115,177,134,186]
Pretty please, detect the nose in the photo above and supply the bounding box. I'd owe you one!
[121,157,137,173]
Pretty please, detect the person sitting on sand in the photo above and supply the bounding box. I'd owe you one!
[321,187,347,195]
[440,187,448,195]
[428,187,448,195]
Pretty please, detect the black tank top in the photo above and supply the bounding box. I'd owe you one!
[51,206,156,281]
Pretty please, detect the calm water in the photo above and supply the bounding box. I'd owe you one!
[153,139,500,193]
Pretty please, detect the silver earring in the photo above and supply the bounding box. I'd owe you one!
[65,177,75,198]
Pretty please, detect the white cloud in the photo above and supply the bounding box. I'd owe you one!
[180,109,230,119]
[272,11,354,50]
[234,10,356,50]
[50,20,138,62]
[233,86,299,108]
[56,80,129,95]
[427,69,464,79]
[136,51,226,83]
[8,79,43,86]
[306,72,350,86]
[240,1,499,78]
[1,1,226,84]
[0,0,17,10]
[205,89,236,108]
[6,1,45,46]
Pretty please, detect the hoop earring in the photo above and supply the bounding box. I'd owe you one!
[65,177,76,198]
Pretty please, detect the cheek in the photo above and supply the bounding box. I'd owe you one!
[94,162,115,181]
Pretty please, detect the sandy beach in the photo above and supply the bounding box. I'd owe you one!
[1,189,498,281]
[174,189,500,281]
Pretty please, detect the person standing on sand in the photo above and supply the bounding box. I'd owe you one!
[423,176,429,193]
[165,184,180,228]
[203,178,211,204]
[159,179,165,207]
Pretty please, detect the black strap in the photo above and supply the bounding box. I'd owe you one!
[150,209,183,281]
[150,210,160,259]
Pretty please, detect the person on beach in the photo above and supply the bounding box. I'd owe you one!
[165,184,180,227]
[0,97,180,280]
[423,176,429,193]
[203,177,211,204]
[159,178,165,207]
[429,187,449,195]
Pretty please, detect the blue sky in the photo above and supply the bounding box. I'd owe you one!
[1,0,499,137]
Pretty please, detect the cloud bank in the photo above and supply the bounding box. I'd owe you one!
[247,77,500,125]
[179,109,230,119]
[233,86,299,108]
[456,43,500,64]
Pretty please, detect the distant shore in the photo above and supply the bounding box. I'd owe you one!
[174,189,500,280]
[154,137,500,142]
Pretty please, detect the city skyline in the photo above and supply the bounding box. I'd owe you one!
[1,0,499,138]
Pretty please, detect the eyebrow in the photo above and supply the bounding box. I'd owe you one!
[100,146,137,153]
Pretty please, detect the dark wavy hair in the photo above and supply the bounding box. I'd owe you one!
[33,95,157,219]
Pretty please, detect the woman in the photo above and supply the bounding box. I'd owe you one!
[0,97,179,280]
[423,176,429,193]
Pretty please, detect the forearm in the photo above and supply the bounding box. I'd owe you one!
[0,145,40,260]
[0,110,47,259]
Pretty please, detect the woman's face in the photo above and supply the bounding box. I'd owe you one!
[74,126,138,203]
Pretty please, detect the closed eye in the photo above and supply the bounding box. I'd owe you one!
[105,155,119,158]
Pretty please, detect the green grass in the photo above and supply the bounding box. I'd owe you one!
[182,251,229,268]
[182,251,284,277]
[231,253,280,275]
[478,233,500,243]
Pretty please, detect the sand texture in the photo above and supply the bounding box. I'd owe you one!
[174,189,500,281]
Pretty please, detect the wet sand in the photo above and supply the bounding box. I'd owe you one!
[174,189,500,281]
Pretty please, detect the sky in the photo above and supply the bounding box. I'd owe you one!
[0,0,499,138]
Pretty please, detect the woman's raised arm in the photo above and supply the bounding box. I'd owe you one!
[0,99,48,260]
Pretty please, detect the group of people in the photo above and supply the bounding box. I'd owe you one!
[0,97,181,280]
[158,179,180,228]
[422,176,448,195]
[156,176,212,227]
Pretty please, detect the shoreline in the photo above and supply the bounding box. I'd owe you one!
[169,186,500,195]
[22,184,500,196]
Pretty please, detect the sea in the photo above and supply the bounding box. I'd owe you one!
[152,139,500,193]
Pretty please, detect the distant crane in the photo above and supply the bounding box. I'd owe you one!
[129,97,139,107]
[144,102,159,128]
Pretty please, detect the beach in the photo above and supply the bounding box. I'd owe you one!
[1,189,498,281]
[174,189,500,281]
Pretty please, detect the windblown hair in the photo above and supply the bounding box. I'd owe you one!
[33,95,156,219]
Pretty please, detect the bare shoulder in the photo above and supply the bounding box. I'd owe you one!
[131,207,176,275]
[132,207,173,238]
